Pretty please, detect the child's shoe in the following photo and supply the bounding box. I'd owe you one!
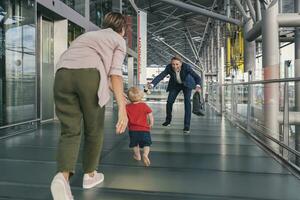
[51,173,74,200]
[83,171,104,189]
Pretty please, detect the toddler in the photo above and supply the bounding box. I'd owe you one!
[126,86,154,166]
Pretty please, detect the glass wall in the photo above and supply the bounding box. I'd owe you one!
[0,0,37,130]
[61,0,85,16]
[68,21,84,46]
[90,0,112,27]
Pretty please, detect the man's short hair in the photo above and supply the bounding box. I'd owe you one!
[171,55,183,62]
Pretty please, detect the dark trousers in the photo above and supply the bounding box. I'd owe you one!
[166,85,192,128]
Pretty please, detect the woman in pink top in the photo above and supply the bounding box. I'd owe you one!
[50,12,128,200]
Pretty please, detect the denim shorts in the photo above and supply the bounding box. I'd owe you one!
[128,131,152,148]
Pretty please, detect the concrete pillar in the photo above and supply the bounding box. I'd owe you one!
[244,18,256,72]
[262,0,280,148]
[216,22,222,113]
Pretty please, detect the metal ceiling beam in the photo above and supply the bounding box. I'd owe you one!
[185,25,200,61]
[149,42,175,60]
[152,21,182,34]
[246,0,257,21]
[197,0,217,55]
[232,0,249,20]
[185,32,199,61]
[160,0,241,25]
[152,7,178,33]
[156,10,202,22]
[142,2,163,10]
[150,32,203,72]
[128,0,138,12]
[256,0,262,21]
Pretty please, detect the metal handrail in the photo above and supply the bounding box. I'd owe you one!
[221,77,300,86]
[0,119,40,130]
[225,111,300,157]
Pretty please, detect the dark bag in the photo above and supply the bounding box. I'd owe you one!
[192,91,205,116]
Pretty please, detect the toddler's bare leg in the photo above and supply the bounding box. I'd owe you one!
[133,146,141,160]
[142,147,151,166]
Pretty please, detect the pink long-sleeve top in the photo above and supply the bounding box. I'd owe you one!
[56,28,126,107]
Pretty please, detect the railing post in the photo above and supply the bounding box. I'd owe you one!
[283,60,291,159]
[247,70,252,130]
[231,74,235,120]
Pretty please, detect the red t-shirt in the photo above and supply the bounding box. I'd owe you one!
[126,102,152,131]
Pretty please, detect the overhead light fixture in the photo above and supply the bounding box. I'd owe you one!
[152,36,165,41]
[192,36,201,42]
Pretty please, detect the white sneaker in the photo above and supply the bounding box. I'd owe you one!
[82,171,104,189]
[50,173,74,200]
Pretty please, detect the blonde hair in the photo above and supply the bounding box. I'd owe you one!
[102,12,126,34]
[128,86,144,102]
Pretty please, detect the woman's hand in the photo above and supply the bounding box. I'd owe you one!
[116,107,128,134]
[110,75,128,134]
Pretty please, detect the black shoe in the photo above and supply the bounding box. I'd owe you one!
[162,121,171,126]
[183,127,190,134]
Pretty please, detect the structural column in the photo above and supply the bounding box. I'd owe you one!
[244,18,256,72]
[262,1,280,146]
[216,22,223,113]
[210,36,214,73]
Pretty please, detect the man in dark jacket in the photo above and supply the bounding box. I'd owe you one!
[148,56,201,133]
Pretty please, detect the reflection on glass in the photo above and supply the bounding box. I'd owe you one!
[68,21,84,46]
[90,0,112,27]
[61,0,85,16]
[280,0,294,13]
[0,0,36,128]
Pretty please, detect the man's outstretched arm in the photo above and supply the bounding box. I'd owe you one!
[149,67,169,88]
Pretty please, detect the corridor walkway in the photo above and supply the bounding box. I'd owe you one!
[1,103,300,200]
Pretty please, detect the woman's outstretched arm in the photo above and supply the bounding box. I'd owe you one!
[111,75,128,134]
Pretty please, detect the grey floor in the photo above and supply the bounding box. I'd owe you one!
[1,102,300,200]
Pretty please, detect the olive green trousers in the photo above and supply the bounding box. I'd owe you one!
[54,68,105,173]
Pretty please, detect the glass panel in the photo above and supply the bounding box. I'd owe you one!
[68,21,84,46]
[287,80,300,166]
[280,0,294,13]
[41,19,54,121]
[236,85,248,120]
[61,0,85,16]
[224,85,231,112]
[0,0,36,128]
[90,0,112,27]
